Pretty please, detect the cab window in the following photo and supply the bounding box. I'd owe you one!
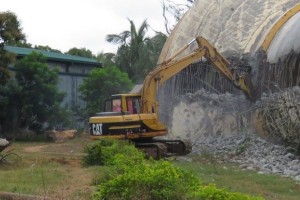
[112,98,122,112]
[126,97,141,114]
[104,99,112,112]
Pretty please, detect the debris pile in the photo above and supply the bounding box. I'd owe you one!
[192,134,300,182]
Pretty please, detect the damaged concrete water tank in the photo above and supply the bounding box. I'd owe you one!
[157,0,300,149]
[159,0,300,61]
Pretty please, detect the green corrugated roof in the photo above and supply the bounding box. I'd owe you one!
[4,46,101,66]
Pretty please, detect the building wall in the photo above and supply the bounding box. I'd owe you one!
[58,73,86,109]
[46,60,95,109]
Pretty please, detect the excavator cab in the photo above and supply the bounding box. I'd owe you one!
[103,94,141,114]
[90,93,148,137]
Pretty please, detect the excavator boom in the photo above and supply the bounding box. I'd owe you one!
[141,36,254,114]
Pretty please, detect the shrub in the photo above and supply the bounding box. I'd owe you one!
[82,139,144,167]
[87,140,264,200]
[191,184,263,200]
[82,139,114,166]
[93,159,201,200]
[101,140,144,167]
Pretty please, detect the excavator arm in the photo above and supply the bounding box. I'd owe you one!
[141,36,254,114]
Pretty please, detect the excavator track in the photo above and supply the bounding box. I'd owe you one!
[134,139,192,159]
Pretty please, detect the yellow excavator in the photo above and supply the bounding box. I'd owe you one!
[89,36,254,158]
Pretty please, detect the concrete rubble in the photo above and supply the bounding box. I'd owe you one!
[0,138,9,147]
[192,134,300,182]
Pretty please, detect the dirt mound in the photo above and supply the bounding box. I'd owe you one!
[47,129,77,142]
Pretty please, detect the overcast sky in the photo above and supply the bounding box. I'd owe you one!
[0,0,184,55]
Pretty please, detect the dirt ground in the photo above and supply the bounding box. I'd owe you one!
[0,134,97,200]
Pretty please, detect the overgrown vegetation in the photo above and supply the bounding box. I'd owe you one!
[83,140,263,200]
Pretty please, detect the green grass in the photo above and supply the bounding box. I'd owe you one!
[0,162,63,195]
[0,136,101,199]
[174,158,300,200]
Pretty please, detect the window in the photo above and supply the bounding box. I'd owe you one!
[126,97,141,114]
[104,99,112,112]
[112,99,121,112]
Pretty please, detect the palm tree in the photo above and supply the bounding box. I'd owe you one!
[106,19,149,79]
[106,19,167,83]
[106,19,149,47]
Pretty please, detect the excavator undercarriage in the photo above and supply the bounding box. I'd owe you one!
[135,139,192,159]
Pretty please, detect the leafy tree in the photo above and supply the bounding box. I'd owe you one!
[0,11,25,47]
[0,11,25,135]
[0,79,20,134]
[133,32,167,81]
[106,19,167,83]
[80,66,133,117]
[66,47,94,58]
[14,52,66,132]
[0,11,25,83]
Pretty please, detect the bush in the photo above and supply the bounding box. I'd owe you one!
[93,159,200,200]
[86,140,263,200]
[82,139,114,166]
[82,139,144,167]
[191,184,263,200]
